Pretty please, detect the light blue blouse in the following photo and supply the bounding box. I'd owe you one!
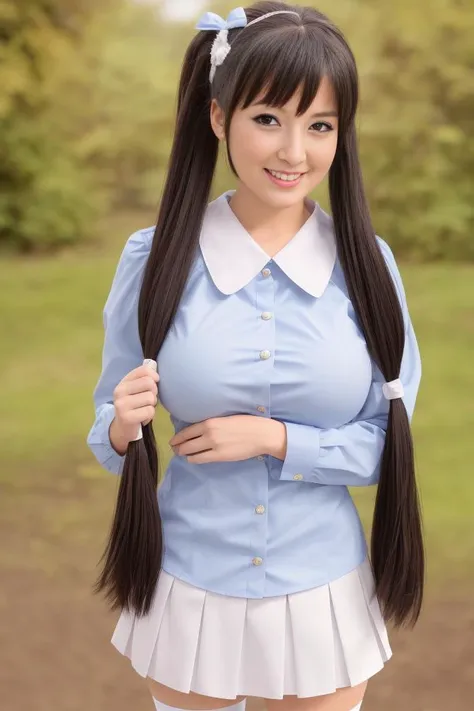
[87,189,422,599]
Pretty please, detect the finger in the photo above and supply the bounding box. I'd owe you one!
[122,362,159,383]
[175,437,210,456]
[121,376,158,397]
[117,391,157,412]
[186,451,217,464]
[120,405,156,428]
[170,423,203,446]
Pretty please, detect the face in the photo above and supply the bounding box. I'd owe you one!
[210,75,339,210]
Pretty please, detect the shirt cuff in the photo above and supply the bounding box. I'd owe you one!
[271,421,321,483]
[86,404,126,475]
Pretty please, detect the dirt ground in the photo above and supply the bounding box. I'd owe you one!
[1,459,473,711]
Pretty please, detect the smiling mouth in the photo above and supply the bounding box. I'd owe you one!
[265,168,307,180]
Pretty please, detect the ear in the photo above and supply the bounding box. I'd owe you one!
[210,98,226,141]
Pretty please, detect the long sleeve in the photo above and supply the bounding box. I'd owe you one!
[269,237,422,487]
[86,228,153,474]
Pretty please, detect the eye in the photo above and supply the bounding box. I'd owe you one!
[253,114,278,126]
[313,121,333,133]
[253,114,334,132]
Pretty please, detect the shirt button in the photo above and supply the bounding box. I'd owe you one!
[252,556,263,566]
[256,405,266,413]
[262,268,271,278]
[257,455,265,461]
[255,505,265,515]
[259,350,271,360]
[261,311,273,320]
[293,473,304,481]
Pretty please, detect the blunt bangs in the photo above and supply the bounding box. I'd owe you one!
[226,24,357,130]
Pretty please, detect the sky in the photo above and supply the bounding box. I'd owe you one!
[164,0,206,21]
[138,0,206,22]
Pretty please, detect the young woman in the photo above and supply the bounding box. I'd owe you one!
[87,3,424,710]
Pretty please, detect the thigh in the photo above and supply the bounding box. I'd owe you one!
[265,679,368,711]
[146,677,247,710]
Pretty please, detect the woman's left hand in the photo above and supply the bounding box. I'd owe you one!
[169,415,284,464]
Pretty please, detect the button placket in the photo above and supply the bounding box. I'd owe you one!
[247,263,274,596]
[256,263,275,412]
[254,262,274,458]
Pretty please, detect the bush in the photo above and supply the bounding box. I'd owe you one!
[1,0,473,258]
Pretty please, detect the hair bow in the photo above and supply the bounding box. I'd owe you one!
[195,7,248,32]
[195,7,248,82]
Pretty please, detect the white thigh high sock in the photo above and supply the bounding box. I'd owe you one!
[152,697,360,710]
[152,698,246,711]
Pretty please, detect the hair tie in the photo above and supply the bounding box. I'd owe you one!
[382,378,404,400]
[132,359,158,441]
[195,6,300,83]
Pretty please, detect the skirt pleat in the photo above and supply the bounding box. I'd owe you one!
[239,594,287,698]
[111,556,392,700]
[191,588,247,698]
[287,581,341,696]
[356,558,392,657]
[329,562,385,687]
[148,571,206,693]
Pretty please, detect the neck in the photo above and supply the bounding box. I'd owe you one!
[227,186,312,255]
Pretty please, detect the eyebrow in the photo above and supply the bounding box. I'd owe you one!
[251,103,338,118]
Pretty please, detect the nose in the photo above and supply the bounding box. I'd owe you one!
[277,129,307,168]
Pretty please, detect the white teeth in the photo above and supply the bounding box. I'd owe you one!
[268,169,301,181]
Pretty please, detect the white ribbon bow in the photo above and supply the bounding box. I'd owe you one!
[195,8,248,32]
[195,7,248,82]
[195,7,300,82]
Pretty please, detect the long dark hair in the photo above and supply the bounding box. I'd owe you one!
[94,0,424,627]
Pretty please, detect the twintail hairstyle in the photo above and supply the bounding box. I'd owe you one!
[95,1,424,627]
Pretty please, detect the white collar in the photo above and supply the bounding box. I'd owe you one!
[199,190,337,298]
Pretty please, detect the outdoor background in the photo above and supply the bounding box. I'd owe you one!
[0,1,472,710]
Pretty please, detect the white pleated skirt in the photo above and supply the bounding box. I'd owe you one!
[111,556,392,700]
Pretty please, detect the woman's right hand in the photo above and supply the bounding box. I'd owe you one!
[112,360,160,444]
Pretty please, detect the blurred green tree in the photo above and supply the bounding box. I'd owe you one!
[213,0,474,260]
[1,0,472,258]
[349,0,474,260]
[0,0,114,251]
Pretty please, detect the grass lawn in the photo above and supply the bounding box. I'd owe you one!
[1,216,473,584]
